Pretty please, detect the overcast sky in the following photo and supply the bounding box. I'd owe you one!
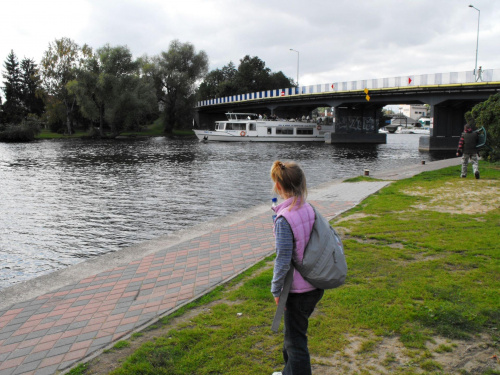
[1,0,498,92]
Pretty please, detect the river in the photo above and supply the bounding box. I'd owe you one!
[0,135,453,289]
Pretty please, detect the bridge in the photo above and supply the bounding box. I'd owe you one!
[194,69,500,151]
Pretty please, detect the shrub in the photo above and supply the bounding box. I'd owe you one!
[0,118,41,142]
[465,93,500,161]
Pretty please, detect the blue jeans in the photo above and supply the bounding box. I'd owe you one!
[282,289,324,375]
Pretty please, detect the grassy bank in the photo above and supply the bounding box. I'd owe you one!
[71,162,500,375]
[35,119,194,140]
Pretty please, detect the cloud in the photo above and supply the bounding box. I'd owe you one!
[1,0,499,96]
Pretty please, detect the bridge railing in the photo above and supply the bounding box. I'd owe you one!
[197,69,500,107]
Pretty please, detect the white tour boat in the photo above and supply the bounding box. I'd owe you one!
[193,113,333,142]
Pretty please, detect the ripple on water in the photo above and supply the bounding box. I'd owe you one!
[0,135,454,288]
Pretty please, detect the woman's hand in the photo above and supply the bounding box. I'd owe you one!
[275,296,279,305]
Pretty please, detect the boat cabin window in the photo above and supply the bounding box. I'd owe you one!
[267,127,272,135]
[249,123,256,131]
[226,123,246,131]
[276,127,293,135]
[226,113,259,121]
[297,128,313,135]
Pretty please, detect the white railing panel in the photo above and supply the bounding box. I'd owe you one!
[198,69,500,106]
[486,69,496,81]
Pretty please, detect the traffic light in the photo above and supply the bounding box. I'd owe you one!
[364,88,370,101]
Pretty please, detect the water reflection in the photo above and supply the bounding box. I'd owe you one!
[0,135,453,289]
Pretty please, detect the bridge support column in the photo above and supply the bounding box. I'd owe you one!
[419,101,469,151]
[329,106,386,144]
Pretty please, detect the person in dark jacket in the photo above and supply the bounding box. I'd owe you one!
[456,124,479,179]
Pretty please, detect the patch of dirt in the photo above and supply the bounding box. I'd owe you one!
[346,236,406,249]
[335,213,379,224]
[312,334,500,374]
[403,180,500,214]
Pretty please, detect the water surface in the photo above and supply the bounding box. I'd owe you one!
[0,135,453,289]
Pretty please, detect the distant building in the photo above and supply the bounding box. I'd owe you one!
[391,115,418,126]
[399,104,429,120]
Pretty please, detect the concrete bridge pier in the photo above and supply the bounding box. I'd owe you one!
[327,105,386,144]
[419,99,471,151]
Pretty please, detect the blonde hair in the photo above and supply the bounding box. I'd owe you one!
[270,160,307,209]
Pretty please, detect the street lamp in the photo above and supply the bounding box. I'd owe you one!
[289,49,299,87]
[469,4,480,81]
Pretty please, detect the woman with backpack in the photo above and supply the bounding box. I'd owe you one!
[270,160,324,375]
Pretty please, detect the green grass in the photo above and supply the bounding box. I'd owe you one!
[36,129,89,139]
[35,119,195,140]
[67,363,89,375]
[435,344,454,353]
[343,175,383,182]
[71,161,500,375]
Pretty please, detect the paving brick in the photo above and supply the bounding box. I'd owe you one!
[24,329,49,342]
[74,331,98,343]
[0,356,24,371]
[53,335,78,349]
[4,334,27,345]
[0,368,15,375]
[33,364,59,375]
[22,350,50,365]
[46,343,72,358]
[12,359,40,375]
[6,345,33,360]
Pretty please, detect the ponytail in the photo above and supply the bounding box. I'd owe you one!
[270,160,307,209]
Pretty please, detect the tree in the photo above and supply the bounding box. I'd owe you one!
[66,50,102,134]
[68,44,155,136]
[20,58,44,117]
[198,55,294,100]
[198,61,237,99]
[98,45,157,134]
[145,40,208,134]
[40,37,92,134]
[106,73,157,134]
[269,71,295,90]
[2,50,24,123]
[0,96,4,127]
[465,93,500,161]
[234,55,271,93]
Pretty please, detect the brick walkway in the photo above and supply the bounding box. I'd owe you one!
[0,159,461,375]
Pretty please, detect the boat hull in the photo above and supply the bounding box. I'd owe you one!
[193,130,326,142]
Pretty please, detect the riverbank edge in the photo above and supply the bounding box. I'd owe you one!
[0,157,461,312]
[33,120,195,140]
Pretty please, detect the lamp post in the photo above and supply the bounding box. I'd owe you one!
[469,4,480,81]
[289,48,299,87]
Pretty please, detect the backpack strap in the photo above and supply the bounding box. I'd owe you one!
[271,265,294,332]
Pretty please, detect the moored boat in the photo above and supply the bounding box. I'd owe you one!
[193,113,333,142]
[396,126,430,135]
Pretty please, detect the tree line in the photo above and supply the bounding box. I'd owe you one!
[1,38,294,140]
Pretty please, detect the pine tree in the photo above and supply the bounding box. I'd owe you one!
[20,58,44,116]
[0,96,4,127]
[2,50,24,123]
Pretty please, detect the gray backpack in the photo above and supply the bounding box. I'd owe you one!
[271,205,347,332]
